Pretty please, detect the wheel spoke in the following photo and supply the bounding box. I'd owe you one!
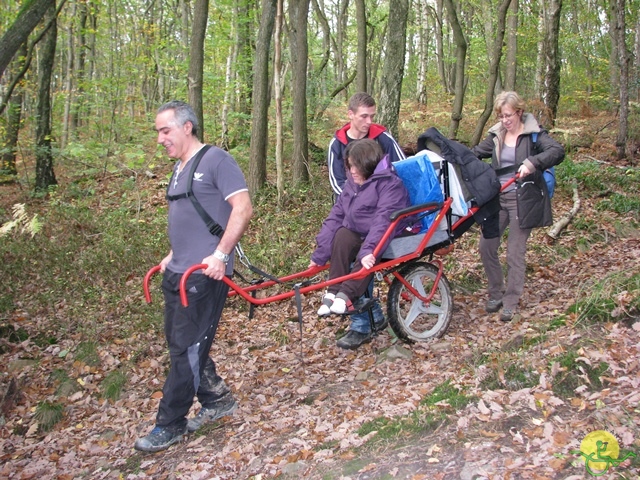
[388,262,452,342]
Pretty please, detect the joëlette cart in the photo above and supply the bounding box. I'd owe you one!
[143,128,512,343]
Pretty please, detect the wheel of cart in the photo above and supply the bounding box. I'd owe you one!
[386,260,452,342]
[380,216,454,343]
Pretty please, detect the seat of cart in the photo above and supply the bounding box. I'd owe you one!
[381,147,470,260]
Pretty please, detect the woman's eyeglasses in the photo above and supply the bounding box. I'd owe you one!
[497,112,518,120]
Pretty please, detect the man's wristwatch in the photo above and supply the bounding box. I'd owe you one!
[212,249,230,264]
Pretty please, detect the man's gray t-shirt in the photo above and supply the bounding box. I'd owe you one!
[166,146,248,275]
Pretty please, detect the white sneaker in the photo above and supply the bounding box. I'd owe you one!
[330,297,348,314]
[317,293,335,316]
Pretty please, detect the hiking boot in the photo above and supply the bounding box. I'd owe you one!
[336,330,372,350]
[486,299,503,313]
[500,309,516,322]
[187,395,238,432]
[134,425,187,452]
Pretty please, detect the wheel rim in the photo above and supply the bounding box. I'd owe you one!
[391,264,451,341]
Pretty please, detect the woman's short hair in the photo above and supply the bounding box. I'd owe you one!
[344,139,383,180]
[493,91,526,116]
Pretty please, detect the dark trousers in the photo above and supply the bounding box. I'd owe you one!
[327,227,375,301]
[156,271,230,429]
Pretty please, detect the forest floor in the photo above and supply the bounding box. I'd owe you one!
[1,113,640,479]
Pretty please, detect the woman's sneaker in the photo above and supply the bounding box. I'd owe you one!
[317,293,335,316]
[486,299,503,313]
[330,293,353,314]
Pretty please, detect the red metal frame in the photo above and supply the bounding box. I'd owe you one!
[142,175,519,309]
[143,198,454,307]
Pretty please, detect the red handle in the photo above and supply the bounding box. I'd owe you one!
[143,265,162,303]
[179,264,208,307]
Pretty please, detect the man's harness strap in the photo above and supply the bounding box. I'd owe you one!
[165,145,280,285]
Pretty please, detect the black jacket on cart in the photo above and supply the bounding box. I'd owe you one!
[417,127,501,238]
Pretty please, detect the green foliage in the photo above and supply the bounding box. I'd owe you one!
[75,341,101,367]
[356,380,472,446]
[480,363,540,391]
[0,178,166,341]
[421,379,474,410]
[596,193,640,218]
[101,369,127,401]
[568,271,640,325]
[50,369,81,397]
[268,323,290,347]
[239,181,332,278]
[357,409,443,441]
[34,401,64,432]
[551,350,609,398]
[0,203,42,238]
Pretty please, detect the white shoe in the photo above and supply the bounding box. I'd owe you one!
[317,293,335,316]
[330,297,348,314]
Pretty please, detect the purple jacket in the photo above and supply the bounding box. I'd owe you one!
[312,155,411,265]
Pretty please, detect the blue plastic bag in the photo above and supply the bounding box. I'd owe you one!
[394,153,444,232]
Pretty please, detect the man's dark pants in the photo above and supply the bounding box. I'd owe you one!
[156,271,230,430]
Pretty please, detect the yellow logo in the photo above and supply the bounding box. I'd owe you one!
[573,430,636,476]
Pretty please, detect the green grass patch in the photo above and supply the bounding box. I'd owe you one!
[34,401,64,432]
[421,379,475,410]
[75,341,101,367]
[480,363,540,391]
[357,409,444,442]
[269,324,290,347]
[101,369,127,401]
[50,369,81,397]
[596,193,640,218]
[569,271,640,325]
[0,324,29,343]
[551,350,609,398]
[356,379,471,446]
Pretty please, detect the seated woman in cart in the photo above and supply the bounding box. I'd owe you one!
[309,139,413,349]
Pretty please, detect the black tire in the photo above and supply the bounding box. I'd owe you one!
[387,261,453,342]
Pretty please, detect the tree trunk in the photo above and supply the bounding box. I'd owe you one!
[188,0,209,142]
[61,0,77,150]
[274,0,284,206]
[35,4,57,192]
[608,1,620,107]
[614,0,629,159]
[71,0,88,131]
[471,0,512,146]
[504,0,518,91]
[220,44,234,150]
[236,0,254,116]
[1,43,26,178]
[434,0,449,93]
[355,0,367,92]
[0,0,55,80]
[416,1,431,105]
[335,0,350,101]
[540,0,562,126]
[443,0,467,138]
[288,0,310,184]
[534,0,544,98]
[248,0,276,195]
[378,0,409,139]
